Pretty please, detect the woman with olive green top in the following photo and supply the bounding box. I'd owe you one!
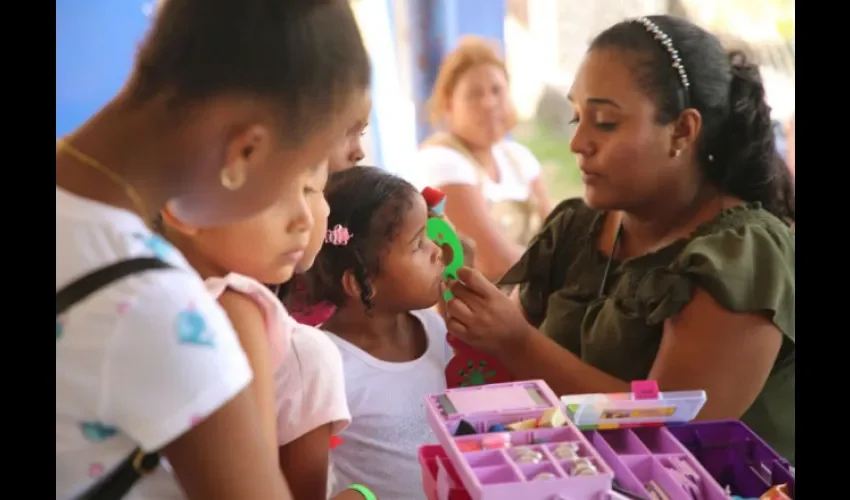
[443,15,795,465]
[502,199,795,463]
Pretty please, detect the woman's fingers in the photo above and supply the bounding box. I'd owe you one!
[450,279,485,306]
[446,317,469,338]
[455,266,494,299]
[446,295,476,325]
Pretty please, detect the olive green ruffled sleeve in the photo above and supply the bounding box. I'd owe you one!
[616,210,795,340]
[499,198,586,324]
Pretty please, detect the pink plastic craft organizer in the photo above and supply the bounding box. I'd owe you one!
[425,380,615,500]
[422,380,771,500]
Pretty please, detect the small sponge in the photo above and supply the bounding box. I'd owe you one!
[488,423,508,433]
[481,433,511,449]
[538,407,567,428]
[506,418,538,431]
[457,440,482,452]
[454,419,477,436]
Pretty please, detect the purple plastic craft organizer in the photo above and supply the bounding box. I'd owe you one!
[424,380,783,500]
[664,420,795,498]
[425,380,615,500]
[580,426,729,499]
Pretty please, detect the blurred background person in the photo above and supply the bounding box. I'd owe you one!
[415,37,554,282]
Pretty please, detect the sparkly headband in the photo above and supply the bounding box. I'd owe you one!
[632,16,691,108]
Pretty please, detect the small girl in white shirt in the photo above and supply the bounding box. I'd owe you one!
[161,161,372,500]
[302,166,451,500]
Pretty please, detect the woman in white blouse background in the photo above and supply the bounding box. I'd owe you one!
[416,36,554,282]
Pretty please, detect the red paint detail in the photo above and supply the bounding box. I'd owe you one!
[445,333,513,389]
[422,186,447,208]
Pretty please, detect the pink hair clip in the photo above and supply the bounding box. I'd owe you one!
[325,224,353,246]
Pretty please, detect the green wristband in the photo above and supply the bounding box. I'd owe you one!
[347,484,377,500]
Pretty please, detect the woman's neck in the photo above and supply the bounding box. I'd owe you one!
[56,93,184,224]
[451,133,497,170]
[619,184,729,254]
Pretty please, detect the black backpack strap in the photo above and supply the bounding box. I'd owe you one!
[57,257,174,316]
[76,449,161,500]
[59,257,173,500]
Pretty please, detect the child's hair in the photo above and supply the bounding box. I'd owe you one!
[303,166,419,311]
[129,0,370,142]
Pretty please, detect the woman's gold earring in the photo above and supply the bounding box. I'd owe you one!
[673,149,682,158]
[220,162,247,191]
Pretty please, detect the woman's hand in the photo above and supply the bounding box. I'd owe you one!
[445,266,535,355]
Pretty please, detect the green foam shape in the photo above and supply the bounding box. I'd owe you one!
[426,217,464,301]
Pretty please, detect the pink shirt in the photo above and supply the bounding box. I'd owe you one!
[288,275,336,327]
[206,273,350,446]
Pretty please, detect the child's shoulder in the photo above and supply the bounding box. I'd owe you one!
[206,273,276,302]
[282,321,345,390]
[277,322,349,436]
[411,308,447,335]
[206,273,290,367]
[205,273,280,324]
[97,258,234,340]
[57,252,253,452]
[289,322,343,368]
[276,321,350,445]
[55,204,243,367]
[411,308,451,363]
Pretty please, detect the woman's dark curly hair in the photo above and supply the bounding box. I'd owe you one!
[301,166,419,311]
[591,15,794,222]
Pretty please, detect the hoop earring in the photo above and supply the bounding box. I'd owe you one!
[220,163,246,191]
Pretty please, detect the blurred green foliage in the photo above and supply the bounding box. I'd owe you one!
[514,122,583,203]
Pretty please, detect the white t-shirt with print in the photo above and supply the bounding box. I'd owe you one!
[56,188,253,500]
[327,309,450,500]
[414,140,541,203]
